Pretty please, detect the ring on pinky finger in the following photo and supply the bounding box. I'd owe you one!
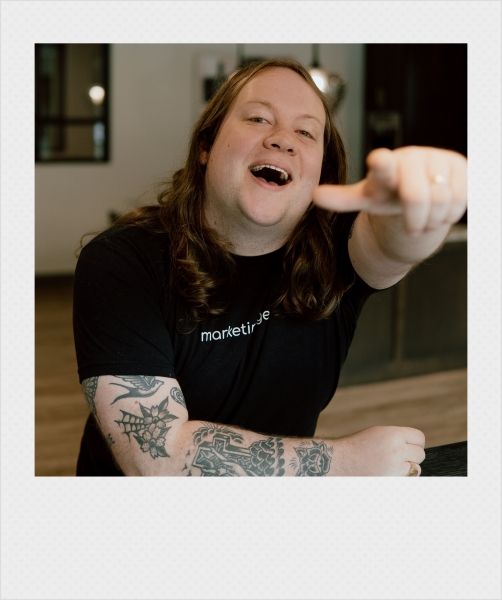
[406,462,421,477]
[430,174,450,186]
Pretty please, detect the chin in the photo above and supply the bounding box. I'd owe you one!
[240,201,288,228]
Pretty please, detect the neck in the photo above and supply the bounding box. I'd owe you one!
[231,232,287,256]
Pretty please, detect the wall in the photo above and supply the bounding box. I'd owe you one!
[35,44,365,275]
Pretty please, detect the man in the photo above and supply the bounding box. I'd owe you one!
[73,59,467,477]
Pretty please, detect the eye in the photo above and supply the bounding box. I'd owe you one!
[249,117,268,124]
[298,130,314,139]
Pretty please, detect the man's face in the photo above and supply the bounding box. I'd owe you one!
[201,67,326,243]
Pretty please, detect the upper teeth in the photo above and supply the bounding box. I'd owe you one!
[251,164,290,181]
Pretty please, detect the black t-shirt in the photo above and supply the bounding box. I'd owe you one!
[73,224,378,475]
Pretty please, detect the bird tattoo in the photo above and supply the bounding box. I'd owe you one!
[110,375,164,404]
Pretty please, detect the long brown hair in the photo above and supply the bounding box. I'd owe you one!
[107,59,357,326]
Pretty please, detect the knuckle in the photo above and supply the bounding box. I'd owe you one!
[388,428,405,447]
[401,146,422,161]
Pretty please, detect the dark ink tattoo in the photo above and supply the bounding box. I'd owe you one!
[170,386,186,409]
[115,396,178,459]
[82,377,99,421]
[110,375,164,404]
[193,423,244,446]
[106,433,115,447]
[291,441,333,477]
[191,429,285,477]
[348,220,355,240]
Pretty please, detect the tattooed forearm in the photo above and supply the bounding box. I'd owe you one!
[82,377,100,422]
[290,441,333,477]
[114,395,178,459]
[110,375,164,404]
[170,386,186,409]
[191,425,285,476]
[188,428,333,477]
[193,423,244,445]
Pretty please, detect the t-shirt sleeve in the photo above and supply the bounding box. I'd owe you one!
[73,229,176,383]
[351,271,384,303]
[336,271,386,354]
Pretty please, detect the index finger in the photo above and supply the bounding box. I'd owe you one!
[312,182,373,213]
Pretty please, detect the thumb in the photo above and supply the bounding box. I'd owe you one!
[312,181,371,213]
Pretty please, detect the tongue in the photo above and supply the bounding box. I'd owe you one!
[256,176,279,186]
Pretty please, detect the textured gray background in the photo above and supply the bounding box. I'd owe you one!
[1,1,501,599]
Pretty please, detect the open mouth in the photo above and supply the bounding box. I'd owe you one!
[250,164,291,187]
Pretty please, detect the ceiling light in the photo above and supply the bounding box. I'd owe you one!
[308,44,346,112]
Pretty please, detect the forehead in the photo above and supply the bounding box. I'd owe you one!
[232,67,326,125]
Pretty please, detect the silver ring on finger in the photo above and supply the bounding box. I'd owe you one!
[430,174,450,186]
[406,462,420,477]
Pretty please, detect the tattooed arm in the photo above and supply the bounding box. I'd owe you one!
[82,375,426,476]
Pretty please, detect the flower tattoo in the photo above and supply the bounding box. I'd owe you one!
[135,428,168,459]
[115,396,178,459]
[293,441,333,476]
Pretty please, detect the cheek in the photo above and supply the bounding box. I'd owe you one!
[304,149,324,183]
[302,156,323,187]
[315,151,324,181]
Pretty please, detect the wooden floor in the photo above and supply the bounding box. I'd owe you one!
[35,278,467,476]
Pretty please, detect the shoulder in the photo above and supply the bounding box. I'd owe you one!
[75,224,172,295]
[85,223,168,252]
[79,224,170,267]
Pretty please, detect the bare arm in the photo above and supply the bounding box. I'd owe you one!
[347,211,450,289]
[82,375,426,477]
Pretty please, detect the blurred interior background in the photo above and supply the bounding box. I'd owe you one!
[35,43,467,476]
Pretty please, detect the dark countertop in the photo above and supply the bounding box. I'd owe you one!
[420,441,467,476]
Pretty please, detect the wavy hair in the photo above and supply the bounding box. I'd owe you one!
[107,58,357,328]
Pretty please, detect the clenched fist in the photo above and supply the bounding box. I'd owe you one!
[332,425,426,476]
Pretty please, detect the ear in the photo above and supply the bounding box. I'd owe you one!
[199,148,209,165]
[198,140,210,165]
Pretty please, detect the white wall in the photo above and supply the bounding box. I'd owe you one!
[35,44,365,275]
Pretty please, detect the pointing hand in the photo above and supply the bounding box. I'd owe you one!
[313,146,467,236]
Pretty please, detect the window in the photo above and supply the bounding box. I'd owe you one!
[35,44,110,162]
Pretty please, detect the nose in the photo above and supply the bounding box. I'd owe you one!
[263,128,296,155]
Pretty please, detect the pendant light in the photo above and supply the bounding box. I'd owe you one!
[308,44,346,112]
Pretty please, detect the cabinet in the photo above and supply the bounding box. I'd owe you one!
[339,231,467,386]
[364,44,467,159]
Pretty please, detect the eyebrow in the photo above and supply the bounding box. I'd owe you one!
[242,100,324,127]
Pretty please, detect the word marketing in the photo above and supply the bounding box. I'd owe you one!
[200,311,270,342]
